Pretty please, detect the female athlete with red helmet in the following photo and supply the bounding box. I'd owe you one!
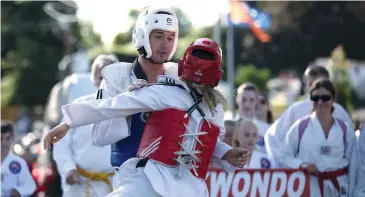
[44,38,249,197]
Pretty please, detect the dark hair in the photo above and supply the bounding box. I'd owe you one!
[224,120,236,128]
[310,78,336,112]
[1,120,15,135]
[258,91,273,123]
[305,65,330,78]
[237,82,258,93]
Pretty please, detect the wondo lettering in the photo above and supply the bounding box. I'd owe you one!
[206,169,310,197]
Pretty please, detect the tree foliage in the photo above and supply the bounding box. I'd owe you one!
[74,22,102,49]
[236,1,365,76]
[326,45,353,113]
[1,1,64,106]
[234,64,271,92]
[1,1,100,106]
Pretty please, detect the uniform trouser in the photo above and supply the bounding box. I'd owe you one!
[112,169,119,190]
[309,168,349,197]
[62,177,113,197]
[107,158,162,197]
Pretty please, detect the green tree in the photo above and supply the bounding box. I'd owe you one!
[112,32,131,47]
[326,45,353,114]
[74,22,102,49]
[111,8,140,49]
[1,1,64,106]
[1,1,100,106]
[172,7,192,38]
[234,64,271,91]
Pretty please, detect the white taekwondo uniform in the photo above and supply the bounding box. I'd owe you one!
[60,76,235,197]
[53,94,115,197]
[281,113,355,197]
[265,98,352,167]
[1,152,36,197]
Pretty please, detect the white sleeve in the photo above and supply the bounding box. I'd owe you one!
[345,123,356,150]
[265,105,295,163]
[43,83,63,127]
[211,139,237,173]
[213,139,232,159]
[90,80,131,146]
[62,85,165,128]
[214,104,226,137]
[334,103,353,128]
[353,127,365,197]
[359,125,365,165]
[346,132,360,197]
[280,121,303,169]
[211,105,236,172]
[14,159,36,196]
[53,129,76,176]
[91,117,131,146]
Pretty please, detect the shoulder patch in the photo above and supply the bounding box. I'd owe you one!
[260,157,271,169]
[156,76,190,92]
[9,161,22,174]
[102,62,133,94]
[157,75,177,85]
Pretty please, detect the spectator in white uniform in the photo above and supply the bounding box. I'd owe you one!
[53,54,118,197]
[353,122,365,197]
[265,65,352,167]
[235,82,270,154]
[233,119,274,169]
[281,78,355,197]
[1,120,36,197]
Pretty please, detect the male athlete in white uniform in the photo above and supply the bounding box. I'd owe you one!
[89,8,180,189]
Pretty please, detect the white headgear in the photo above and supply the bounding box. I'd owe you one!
[132,7,179,61]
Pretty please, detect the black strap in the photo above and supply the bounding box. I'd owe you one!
[149,81,205,118]
[186,86,205,117]
[96,89,103,99]
[136,158,149,168]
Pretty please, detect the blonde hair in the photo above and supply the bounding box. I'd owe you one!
[183,80,226,115]
[91,54,119,80]
[232,118,258,149]
[234,118,257,132]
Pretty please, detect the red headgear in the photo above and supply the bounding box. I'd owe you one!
[178,38,224,87]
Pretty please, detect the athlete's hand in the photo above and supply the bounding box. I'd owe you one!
[66,169,81,185]
[223,148,249,168]
[128,79,148,91]
[43,122,70,150]
[300,162,318,173]
[10,189,21,197]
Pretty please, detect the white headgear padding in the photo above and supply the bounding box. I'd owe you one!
[132,7,179,61]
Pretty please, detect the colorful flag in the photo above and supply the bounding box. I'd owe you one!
[229,1,272,43]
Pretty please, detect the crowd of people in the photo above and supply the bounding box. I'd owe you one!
[218,65,364,196]
[2,5,365,197]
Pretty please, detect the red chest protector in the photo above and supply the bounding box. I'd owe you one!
[136,81,220,180]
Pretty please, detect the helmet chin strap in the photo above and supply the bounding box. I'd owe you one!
[138,47,168,64]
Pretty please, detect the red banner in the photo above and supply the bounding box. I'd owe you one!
[206,168,310,197]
